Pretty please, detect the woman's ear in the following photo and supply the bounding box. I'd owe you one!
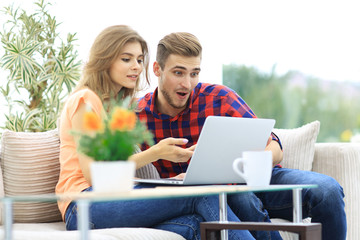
[153,61,161,77]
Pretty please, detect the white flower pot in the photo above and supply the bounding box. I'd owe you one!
[90,161,135,192]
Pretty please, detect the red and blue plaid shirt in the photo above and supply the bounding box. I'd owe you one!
[137,82,281,178]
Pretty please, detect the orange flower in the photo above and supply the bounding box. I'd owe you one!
[109,107,136,131]
[83,111,103,131]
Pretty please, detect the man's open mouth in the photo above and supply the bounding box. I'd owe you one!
[177,92,187,96]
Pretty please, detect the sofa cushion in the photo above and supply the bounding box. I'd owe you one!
[0,129,62,223]
[273,121,320,171]
[0,222,185,240]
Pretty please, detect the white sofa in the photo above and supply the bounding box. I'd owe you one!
[0,121,359,239]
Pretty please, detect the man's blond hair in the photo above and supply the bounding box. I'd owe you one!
[156,32,202,69]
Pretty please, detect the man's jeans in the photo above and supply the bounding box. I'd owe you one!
[64,185,256,240]
[229,167,347,240]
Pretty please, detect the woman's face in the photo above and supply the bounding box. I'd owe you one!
[109,41,144,92]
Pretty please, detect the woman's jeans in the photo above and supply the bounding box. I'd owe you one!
[64,184,256,240]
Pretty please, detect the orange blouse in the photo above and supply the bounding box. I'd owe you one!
[55,89,103,220]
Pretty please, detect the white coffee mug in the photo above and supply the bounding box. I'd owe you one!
[232,151,272,186]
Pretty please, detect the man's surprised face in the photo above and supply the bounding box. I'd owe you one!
[155,54,201,116]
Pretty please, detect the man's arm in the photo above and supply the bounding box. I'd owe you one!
[265,136,283,166]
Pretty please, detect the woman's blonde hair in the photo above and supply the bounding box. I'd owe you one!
[76,25,150,102]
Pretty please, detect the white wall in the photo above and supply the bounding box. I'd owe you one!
[1,0,359,129]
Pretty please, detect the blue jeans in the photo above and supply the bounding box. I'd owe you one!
[228,191,282,239]
[153,214,204,240]
[64,184,256,240]
[229,167,346,240]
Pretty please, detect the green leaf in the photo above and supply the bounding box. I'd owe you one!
[1,55,16,69]
[23,109,41,129]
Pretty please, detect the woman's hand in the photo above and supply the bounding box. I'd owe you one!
[151,138,195,163]
[129,138,196,169]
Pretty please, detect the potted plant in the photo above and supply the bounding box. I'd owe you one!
[0,0,81,222]
[76,98,154,192]
[0,0,81,132]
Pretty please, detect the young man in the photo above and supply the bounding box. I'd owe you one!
[137,32,346,240]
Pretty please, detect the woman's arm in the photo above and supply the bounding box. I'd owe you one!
[73,101,195,176]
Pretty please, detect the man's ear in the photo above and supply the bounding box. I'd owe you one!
[153,61,161,77]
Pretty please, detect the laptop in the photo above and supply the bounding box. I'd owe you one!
[135,116,275,185]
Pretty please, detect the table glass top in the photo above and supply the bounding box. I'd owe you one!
[0,184,317,203]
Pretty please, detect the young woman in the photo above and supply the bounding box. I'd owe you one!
[55,25,255,240]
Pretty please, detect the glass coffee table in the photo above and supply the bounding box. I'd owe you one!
[1,184,319,240]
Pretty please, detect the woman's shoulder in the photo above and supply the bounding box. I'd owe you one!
[70,88,99,100]
[64,88,103,115]
[67,88,101,105]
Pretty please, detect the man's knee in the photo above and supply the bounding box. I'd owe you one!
[307,175,345,206]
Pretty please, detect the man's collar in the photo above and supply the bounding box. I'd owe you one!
[149,88,158,114]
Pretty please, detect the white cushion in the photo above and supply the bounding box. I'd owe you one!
[0,222,185,240]
[273,121,320,171]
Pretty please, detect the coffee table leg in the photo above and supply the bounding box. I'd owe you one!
[3,198,13,240]
[292,188,303,223]
[219,192,228,240]
[77,199,90,240]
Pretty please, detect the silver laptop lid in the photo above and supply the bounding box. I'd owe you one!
[183,116,275,185]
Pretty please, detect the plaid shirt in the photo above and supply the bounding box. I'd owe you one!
[137,82,281,178]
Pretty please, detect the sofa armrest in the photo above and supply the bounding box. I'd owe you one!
[313,143,360,180]
[313,142,360,240]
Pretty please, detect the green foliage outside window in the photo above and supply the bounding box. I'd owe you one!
[223,64,360,142]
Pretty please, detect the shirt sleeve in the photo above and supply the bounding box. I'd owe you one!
[224,89,256,118]
[271,132,283,150]
[66,89,103,121]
